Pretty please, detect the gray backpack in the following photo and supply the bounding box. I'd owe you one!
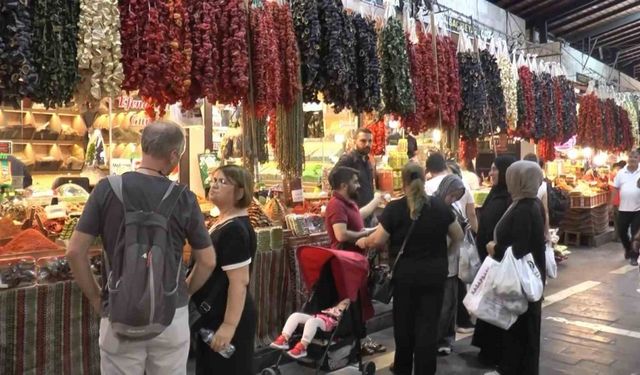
[105,175,187,339]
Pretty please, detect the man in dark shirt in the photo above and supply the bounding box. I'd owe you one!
[66,120,216,375]
[334,128,375,208]
[324,166,381,252]
[7,155,32,188]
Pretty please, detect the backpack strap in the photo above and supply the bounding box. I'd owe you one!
[107,175,124,204]
[156,183,187,219]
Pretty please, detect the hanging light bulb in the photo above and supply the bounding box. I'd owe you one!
[432,129,442,143]
[582,147,593,158]
[593,152,607,167]
[567,149,578,160]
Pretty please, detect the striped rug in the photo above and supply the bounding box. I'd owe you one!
[0,282,100,375]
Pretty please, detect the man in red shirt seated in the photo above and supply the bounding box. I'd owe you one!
[325,166,383,252]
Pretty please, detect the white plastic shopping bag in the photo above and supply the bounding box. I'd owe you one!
[458,229,481,284]
[515,253,544,302]
[463,257,521,330]
[545,244,558,279]
[492,248,523,299]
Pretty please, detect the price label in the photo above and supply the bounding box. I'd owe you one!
[0,140,12,154]
[291,189,304,203]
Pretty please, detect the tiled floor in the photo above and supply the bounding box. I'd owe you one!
[270,241,640,374]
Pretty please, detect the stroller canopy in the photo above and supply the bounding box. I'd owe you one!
[297,246,373,321]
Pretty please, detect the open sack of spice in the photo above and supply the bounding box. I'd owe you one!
[0,229,62,256]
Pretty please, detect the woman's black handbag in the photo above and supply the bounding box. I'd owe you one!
[369,218,418,304]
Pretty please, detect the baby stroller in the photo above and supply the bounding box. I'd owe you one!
[261,246,376,375]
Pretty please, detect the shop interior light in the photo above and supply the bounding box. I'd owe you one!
[582,147,593,158]
[593,152,607,166]
[389,120,400,129]
[432,129,442,142]
[567,149,578,160]
[334,134,345,144]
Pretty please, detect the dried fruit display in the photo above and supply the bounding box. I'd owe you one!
[577,93,601,148]
[353,14,381,113]
[0,0,38,107]
[76,0,123,102]
[516,66,535,139]
[30,0,80,108]
[458,52,487,139]
[250,5,281,119]
[291,0,322,102]
[479,50,506,133]
[366,119,386,156]
[380,18,415,116]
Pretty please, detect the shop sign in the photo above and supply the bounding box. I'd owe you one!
[0,140,12,154]
[115,95,145,111]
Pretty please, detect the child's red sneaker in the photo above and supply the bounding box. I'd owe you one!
[269,335,289,350]
[287,342,308,359]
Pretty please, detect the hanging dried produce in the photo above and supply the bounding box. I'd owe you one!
[183,0,217,109]
[458,138,478,161]
[120,0,147,91]
[353,14,381,113]
[497,56,517,131]
[602,98,616,150]
[366,119,386,156]
[552,76,564,142]
[275,96,304,177]
[516,66,535,139]
[444,36,462,127]
[31,0,80,108]
[458,52,487,139]
[619,107,633,152]
[291,0,322,102]
[532,74,545,141]
[76,0,123,103]
[271,2,302,111]
[559,76,577,142]
[0,0,38,107]
[250,5,281,119]
[380,18,415,116]
[540,73,557,142]
[435,36,450,125]
[217,0,250,104]
[577,93,601,148]
[536,139,556,162]
[404,33,429,134]
[268,110,277,150]
[623,96,639,145]
[479,50,506,133]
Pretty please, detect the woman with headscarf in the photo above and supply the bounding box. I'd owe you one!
[483,160,546,375]
[433,175,467,355]
[472,155,516,366]
[356,163,463,375]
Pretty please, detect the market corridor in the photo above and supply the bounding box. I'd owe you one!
[274,241,640,375]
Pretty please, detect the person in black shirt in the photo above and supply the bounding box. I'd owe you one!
[472,155,516,366]
[485,160,546,375]
[356,163,463,375]
[7,155,32,188]
[192,165,257,375]
[334,128,375,209]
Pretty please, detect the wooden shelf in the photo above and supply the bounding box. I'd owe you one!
[1,109,80,117]
[12,140,80,146]
[30,170,82,175]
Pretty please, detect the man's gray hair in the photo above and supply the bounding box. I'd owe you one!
[141,121,185,159]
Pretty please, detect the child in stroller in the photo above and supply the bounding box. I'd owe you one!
[270,298,351,358]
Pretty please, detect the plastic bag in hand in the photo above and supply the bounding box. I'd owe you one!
[458,229,482,284]
[492,248,523,299]
[515,252,544,302]
[463,256,522,330]
[545,244,557,279]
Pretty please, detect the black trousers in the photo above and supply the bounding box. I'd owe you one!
[392,281,444,375]
[617,210,640,258]
[498,300,542,375]
[456,278,474,328]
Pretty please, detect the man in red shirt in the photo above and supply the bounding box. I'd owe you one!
[325,166,382,252]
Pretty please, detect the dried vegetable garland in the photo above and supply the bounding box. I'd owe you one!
[353,14,381,113]
[532,74,545,141]
[516,66,535,138]
[540,73,557,141]
[458,52,487,139]
[380,18,415,116]
[76,0,123,103]
[275,97,304,177]
[31,0,80,108]
[558,76,577,143]
[250,5,281,118]
[458,138,478,161]
[366,119,386,156]
[622,96,639,145]
[0,0,38,107]
[497,56,517,131]
[405,31,431,134]
[479,50,506,133]
[291,0,322,102]
[271,2,302,111]
[577,93,602,148]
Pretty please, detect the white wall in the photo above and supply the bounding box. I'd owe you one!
[438,0,526,38]
[561,45,640,92]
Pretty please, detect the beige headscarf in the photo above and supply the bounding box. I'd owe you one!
[506,160,544,201]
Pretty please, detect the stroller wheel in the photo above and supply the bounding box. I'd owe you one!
[260,367,280,375]
[362,361,376,375]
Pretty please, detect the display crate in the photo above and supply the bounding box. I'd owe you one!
[569,191,608,209]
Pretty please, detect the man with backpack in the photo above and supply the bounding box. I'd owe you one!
[66,120,216,375]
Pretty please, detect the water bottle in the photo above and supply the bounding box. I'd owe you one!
[198,328,236,358]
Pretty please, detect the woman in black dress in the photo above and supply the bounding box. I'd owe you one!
[486,160,546,375]
[472,155,516,365]
[356,163,463,375]
[191,165,257,375]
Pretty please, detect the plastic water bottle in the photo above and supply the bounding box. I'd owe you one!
[198,328,236,358]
